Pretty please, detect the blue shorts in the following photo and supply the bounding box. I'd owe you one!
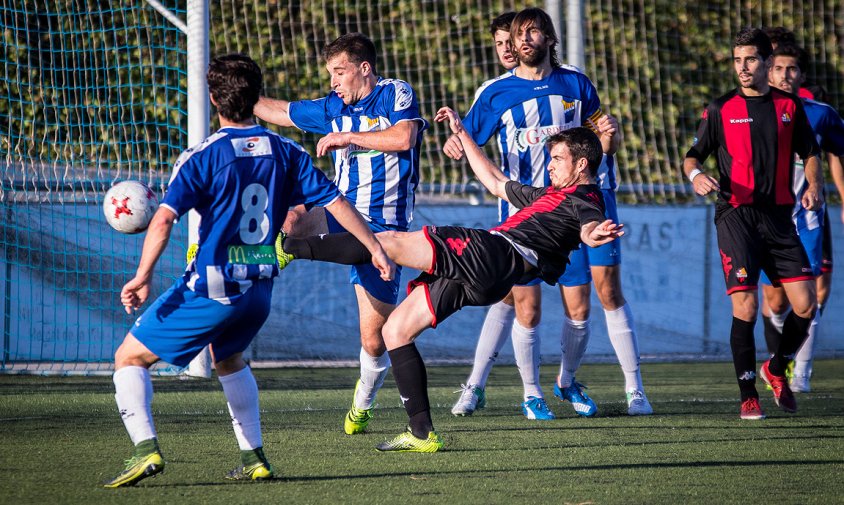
[760,212,824,285]
[558,189,622,287]
[326,213,402,304]
[130,278,272,367]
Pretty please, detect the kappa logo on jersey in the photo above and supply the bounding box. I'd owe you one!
[781,112,792,124]
[701,108,708,120]
[720,249,733,280]
[736,267,748,284]
[514,125,567,152]
[231,136,272,157]
[446,237,471,256]
[729,117,753,124]
[394,82,413,111]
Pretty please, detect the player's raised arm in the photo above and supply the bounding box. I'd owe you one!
[435,106,509,200]
[315,120,419,158]
[593,112,621,155]
[580,219,624,248]
[254,96,294,127]
[324,196,396,281]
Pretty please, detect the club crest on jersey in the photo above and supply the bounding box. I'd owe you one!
[232,136,271,157]
[515,125,566,152]
[781,112,792,124]
[361,116,381,130]
[736,267,748,283]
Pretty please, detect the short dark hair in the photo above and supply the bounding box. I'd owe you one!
[763,26,796,48]
[510,7,561,68]
[546,127,603,177]
[489,11,516,35]
[772,43,809,74]
[207,54,262,122]
[733,27,773,61]
[322,33,378,73]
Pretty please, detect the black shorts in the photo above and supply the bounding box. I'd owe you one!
[714,204,813,295]
[822,206,833,273]
[408,226,526,327]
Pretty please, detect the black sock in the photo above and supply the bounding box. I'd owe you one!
[283,233,371,264]
[770,311,813,375]
[761,315,781,356]
[388,343,433,439]
[730,317,758,401]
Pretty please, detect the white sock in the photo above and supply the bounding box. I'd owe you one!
[605,304,644,392]
[219,367,263,450]
[558,317,590,388]
[769,310,786,332]
[467,301,516,387]
[355,348,390,410]
[512,320,542,400]
[113,366,157,445]
[793,308,821,378]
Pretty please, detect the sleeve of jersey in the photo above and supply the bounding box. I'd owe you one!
[580,77,604,133]
[289,147,341,210]
[504,181,544,210]
[384,81,429,132]
[575,197,606,227]
[685,104,717,161]
[288,97,332,134]
[818,107,844,156]
[463,92,497,146]
[160,154,205,217]
[792,100,821,160]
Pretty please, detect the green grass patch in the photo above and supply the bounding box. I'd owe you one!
[1,360,842,504]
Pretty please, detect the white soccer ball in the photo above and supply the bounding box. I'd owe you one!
[103,180,159,234]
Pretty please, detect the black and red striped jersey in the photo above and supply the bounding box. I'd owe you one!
[492,181,605,284]
[686,87,820,207]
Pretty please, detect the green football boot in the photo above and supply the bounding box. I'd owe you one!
[103,451,165,488]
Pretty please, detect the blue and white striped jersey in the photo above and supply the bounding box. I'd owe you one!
[463,66,605,222]
[162,125,340,304]
[792,99,844,232]
[289,78,427,230]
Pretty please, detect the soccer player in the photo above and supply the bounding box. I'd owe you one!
[446,7,651,420]
[254,33,427,436]
[103,54,393,488]
[683,28,822,420]
[759,43,844,392]
[283,118,623,451]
